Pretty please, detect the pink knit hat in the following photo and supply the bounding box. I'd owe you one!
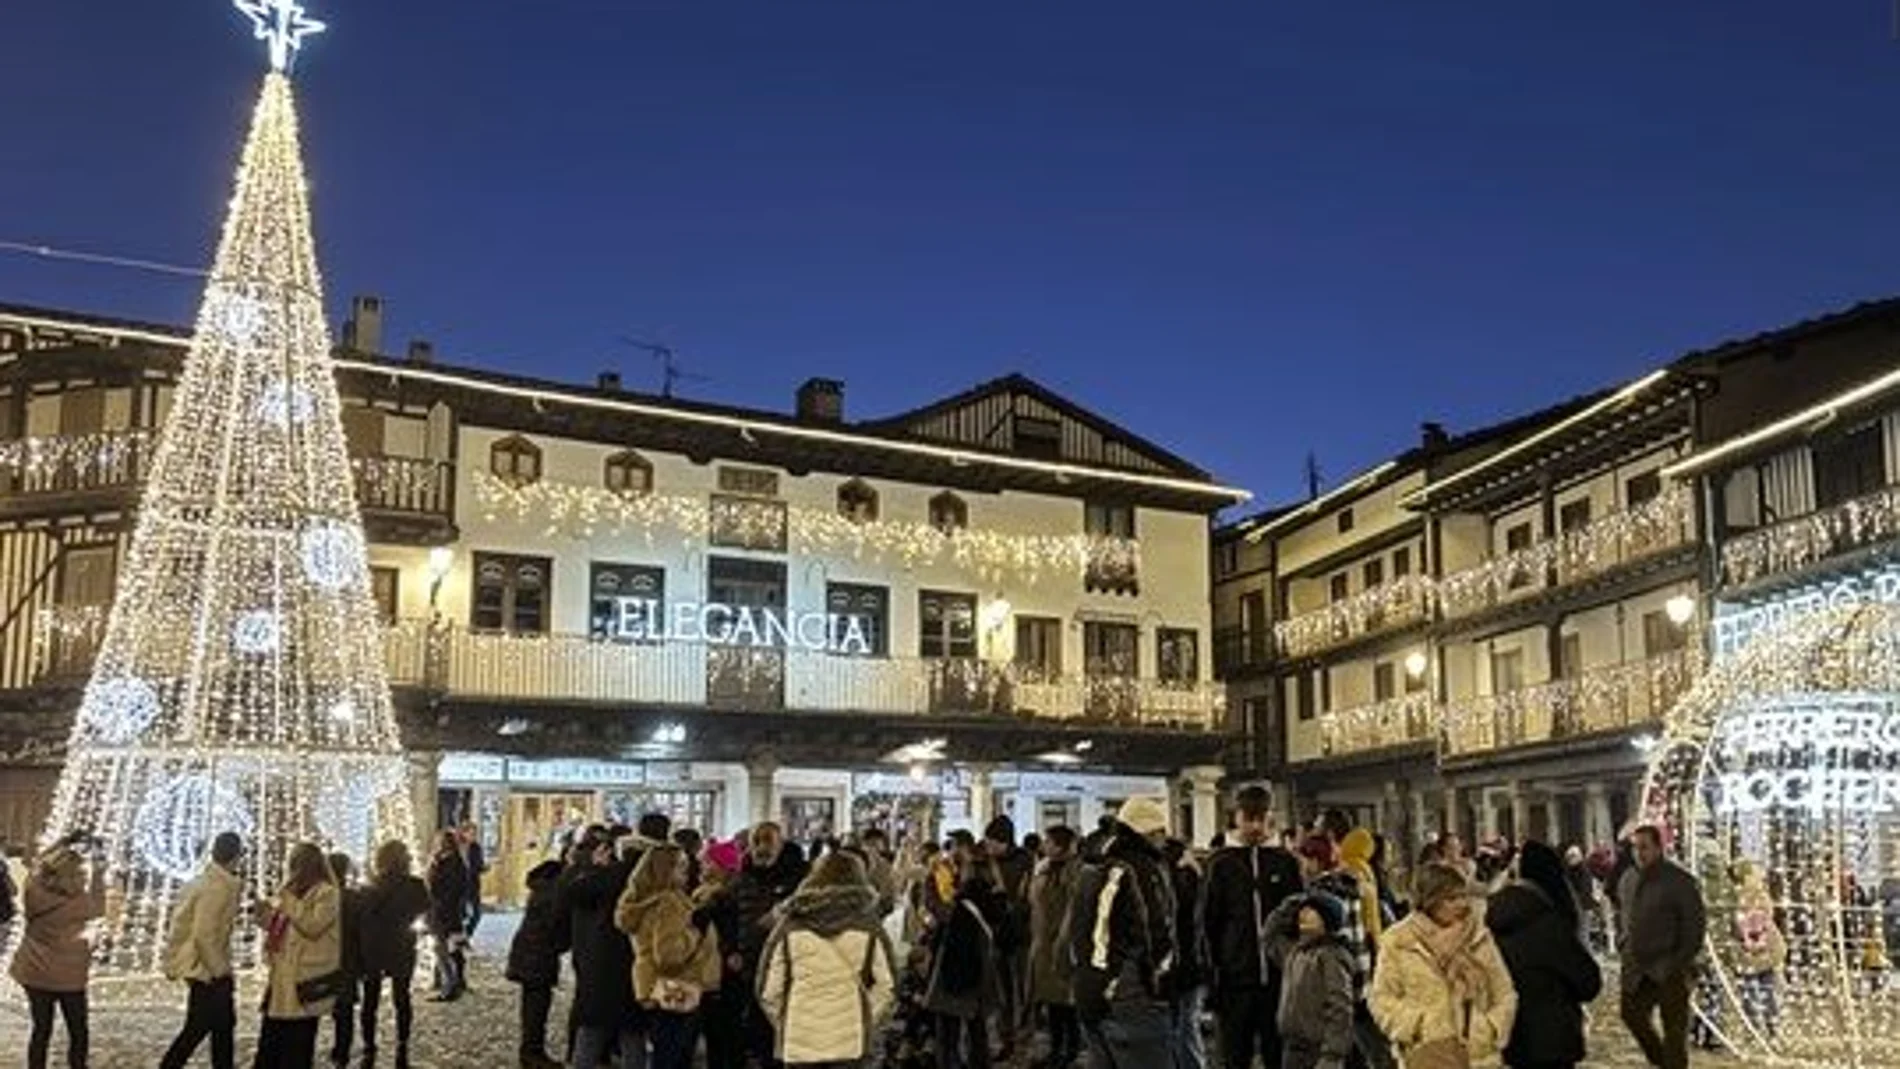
[702,839,743,876]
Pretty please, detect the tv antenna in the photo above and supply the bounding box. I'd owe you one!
[1303,452,1324,500]
[620,336,711,398]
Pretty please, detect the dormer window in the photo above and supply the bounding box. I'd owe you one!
[929,492,968,533]
[837,479,879,523]
[604,450,653,497]
[489,435,542,487]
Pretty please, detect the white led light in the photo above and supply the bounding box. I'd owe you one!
[300,522,364,591]
[134,774,257,882]
[211,290,265,343]
[233,0,326,73]
[80,676,162,745]
[231,609,282,654]
[256,378,314,427]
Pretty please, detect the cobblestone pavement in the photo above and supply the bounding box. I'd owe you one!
[3,912,1726,1068]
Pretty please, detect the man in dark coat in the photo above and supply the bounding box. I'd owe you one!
[1487,840,1603,1069]
[982,815,1035,1058]
[508,860,569,1069]
[1202,785,1302,1069]
[1072,797,1178,1069]
[732,821,809,1069]
[1617,825,1706,1069]
[562,824,646,1069]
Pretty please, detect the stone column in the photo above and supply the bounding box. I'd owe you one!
[1508,781,1529,843]
[407,749,440,848]
[1410,786,1432,845]
[1382,781,1405,846]
[1585,781,1611,848]
[1182,765,1224,846]
[1443,786,1461,843]
[1543,796,1563,846]
[745,751,779,828]
[968,764,995,832]
[1480,789,1502,840]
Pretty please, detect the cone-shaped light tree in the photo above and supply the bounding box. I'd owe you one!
[14,2,415,997]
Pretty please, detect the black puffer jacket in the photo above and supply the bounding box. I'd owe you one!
[358,874,430,977]
[732,843,810,972]
[563,851,640,1027]
[1202,843,1302,991]
[1071,825,1177,1022]
[506,861,568,988]
[1486,881,1603,1067]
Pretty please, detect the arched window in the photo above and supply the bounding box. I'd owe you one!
[604,450,654,497]
[489,434,542,486]
[837,479,879,523]
[929,491,968,533]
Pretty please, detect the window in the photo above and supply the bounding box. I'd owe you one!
[1392,546,1411,578]
[826,582,889,656]
[1558,498,1592,533]
[1240,590,1268,665]
[604,451,653,496]
[1295,671,1317,721]
[1363,558,1384,589]
[1404,657,1428,694]
[709,495,788,552]
[1085,502,1136,539]
[707,556,786,613]
[1329,574,1350,603]
[590,562,665,640]
[342,407,384,457]
[1490,648,1524,693]
[1215,541,1239,578]
[1083,621,1139,677]
[1337,508,1354,534]
[1642,610,1686,657]
[918,590,977,659]
[1015,416,1062,461]
[471,552,551,634]
[58,388,106,435]
[489,435,542,486]
[1373,661,1396,702]
[718,466,780,498]
[836,479,878,523]
[1626,470,1663,508]
[929,492,968,533]
[1157,628,1199,685]
[1814,422,1886,509]
[1505,522,1535,589]
[370,566,400,625]
[1015,616,1063,680]
[1559,633,1583,680]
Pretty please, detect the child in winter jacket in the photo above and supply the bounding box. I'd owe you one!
[1263,891,1357,1069]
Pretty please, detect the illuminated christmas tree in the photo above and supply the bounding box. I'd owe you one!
[7,0,415,998]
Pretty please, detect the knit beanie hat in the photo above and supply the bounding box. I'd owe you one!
[701,838,743,876]
[1302,891,1348,934]
[1298,833,1338,870]
[1116,796,1170,837]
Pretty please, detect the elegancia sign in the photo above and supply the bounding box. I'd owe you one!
[1713,564,1900,658]
[611,597,872,655]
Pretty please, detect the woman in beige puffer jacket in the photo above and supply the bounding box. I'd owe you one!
[1370,862,1517,1069]
[614,843,721,1069]
[254,841,342,1068]
[10,839,104,1069]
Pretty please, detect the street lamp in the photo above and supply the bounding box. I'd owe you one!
[1404,650,1429,679]
[426,546,453,618]
[1664,593,1697,627]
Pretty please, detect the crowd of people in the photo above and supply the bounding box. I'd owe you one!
[0,787,1713,1069]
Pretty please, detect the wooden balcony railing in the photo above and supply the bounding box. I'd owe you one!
[1313,692,1435,759]
[1441,647,1700,758]
[352,455,455,520]
[0,430,152,498]
[1275,576,1434,660]
[1720,483,1900,587]
[1438,488,1695,621]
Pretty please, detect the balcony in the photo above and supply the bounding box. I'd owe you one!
[1275,576,1433,660]
[1438,488,1695,621]
[390,626,1222,730]
[1212,626,1271,678]
[1441,647,1700,759]
[351,455,457,543]
[1314,692,1434,759]
[0,430,152,516]
[1720,483,1900,588]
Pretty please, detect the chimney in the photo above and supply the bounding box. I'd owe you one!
[406,339,434,365]
[342,295,383,354]
[598,370,623,392]
[1421,421,1449,450]
[796,378,845,423]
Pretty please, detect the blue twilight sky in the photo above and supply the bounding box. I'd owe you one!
[4,2,1900,511]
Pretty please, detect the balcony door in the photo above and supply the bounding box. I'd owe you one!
[51,543,114,678]
[705,557,785,710]
[920,590,986,713]
[1084,621,1140,721]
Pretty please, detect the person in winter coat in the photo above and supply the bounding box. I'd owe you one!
[980,816,1035,1060]
[758,850,899,1067]
[617,843,723,1069]
[1733,862,1785,1039]
[1485,841,1602,1069]
[1201,785,1303,1069]
[1299,834,1390,1068]
[508,859,570,1069]
[1029,826,1084,1069]
[1260,891,1356,1069]
[1338,830,1387,947]
[692,840,748,1069]
[425,830,472,1001]
[564,827,645,1069]
[733,822,811,1069]
[255,841,344,1069]
[161,831,246,1069]
[1615,825,1706,1069]
[325,852,366,1069]
[1163,838,1208,1069]
[926,864,1002,1069]
[357,839,432,1069]
[10,835,104,1069]
[1370,862,1516,1069]
[1071,797,1178,1069]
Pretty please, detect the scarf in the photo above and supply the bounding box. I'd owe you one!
[1417,911,1488,1004]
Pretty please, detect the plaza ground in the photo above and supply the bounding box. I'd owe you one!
[1,911,1722,1068]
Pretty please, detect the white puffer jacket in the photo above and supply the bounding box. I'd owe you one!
[758,883,897,1065]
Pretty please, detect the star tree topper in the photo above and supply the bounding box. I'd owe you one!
[234,0,326,72]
